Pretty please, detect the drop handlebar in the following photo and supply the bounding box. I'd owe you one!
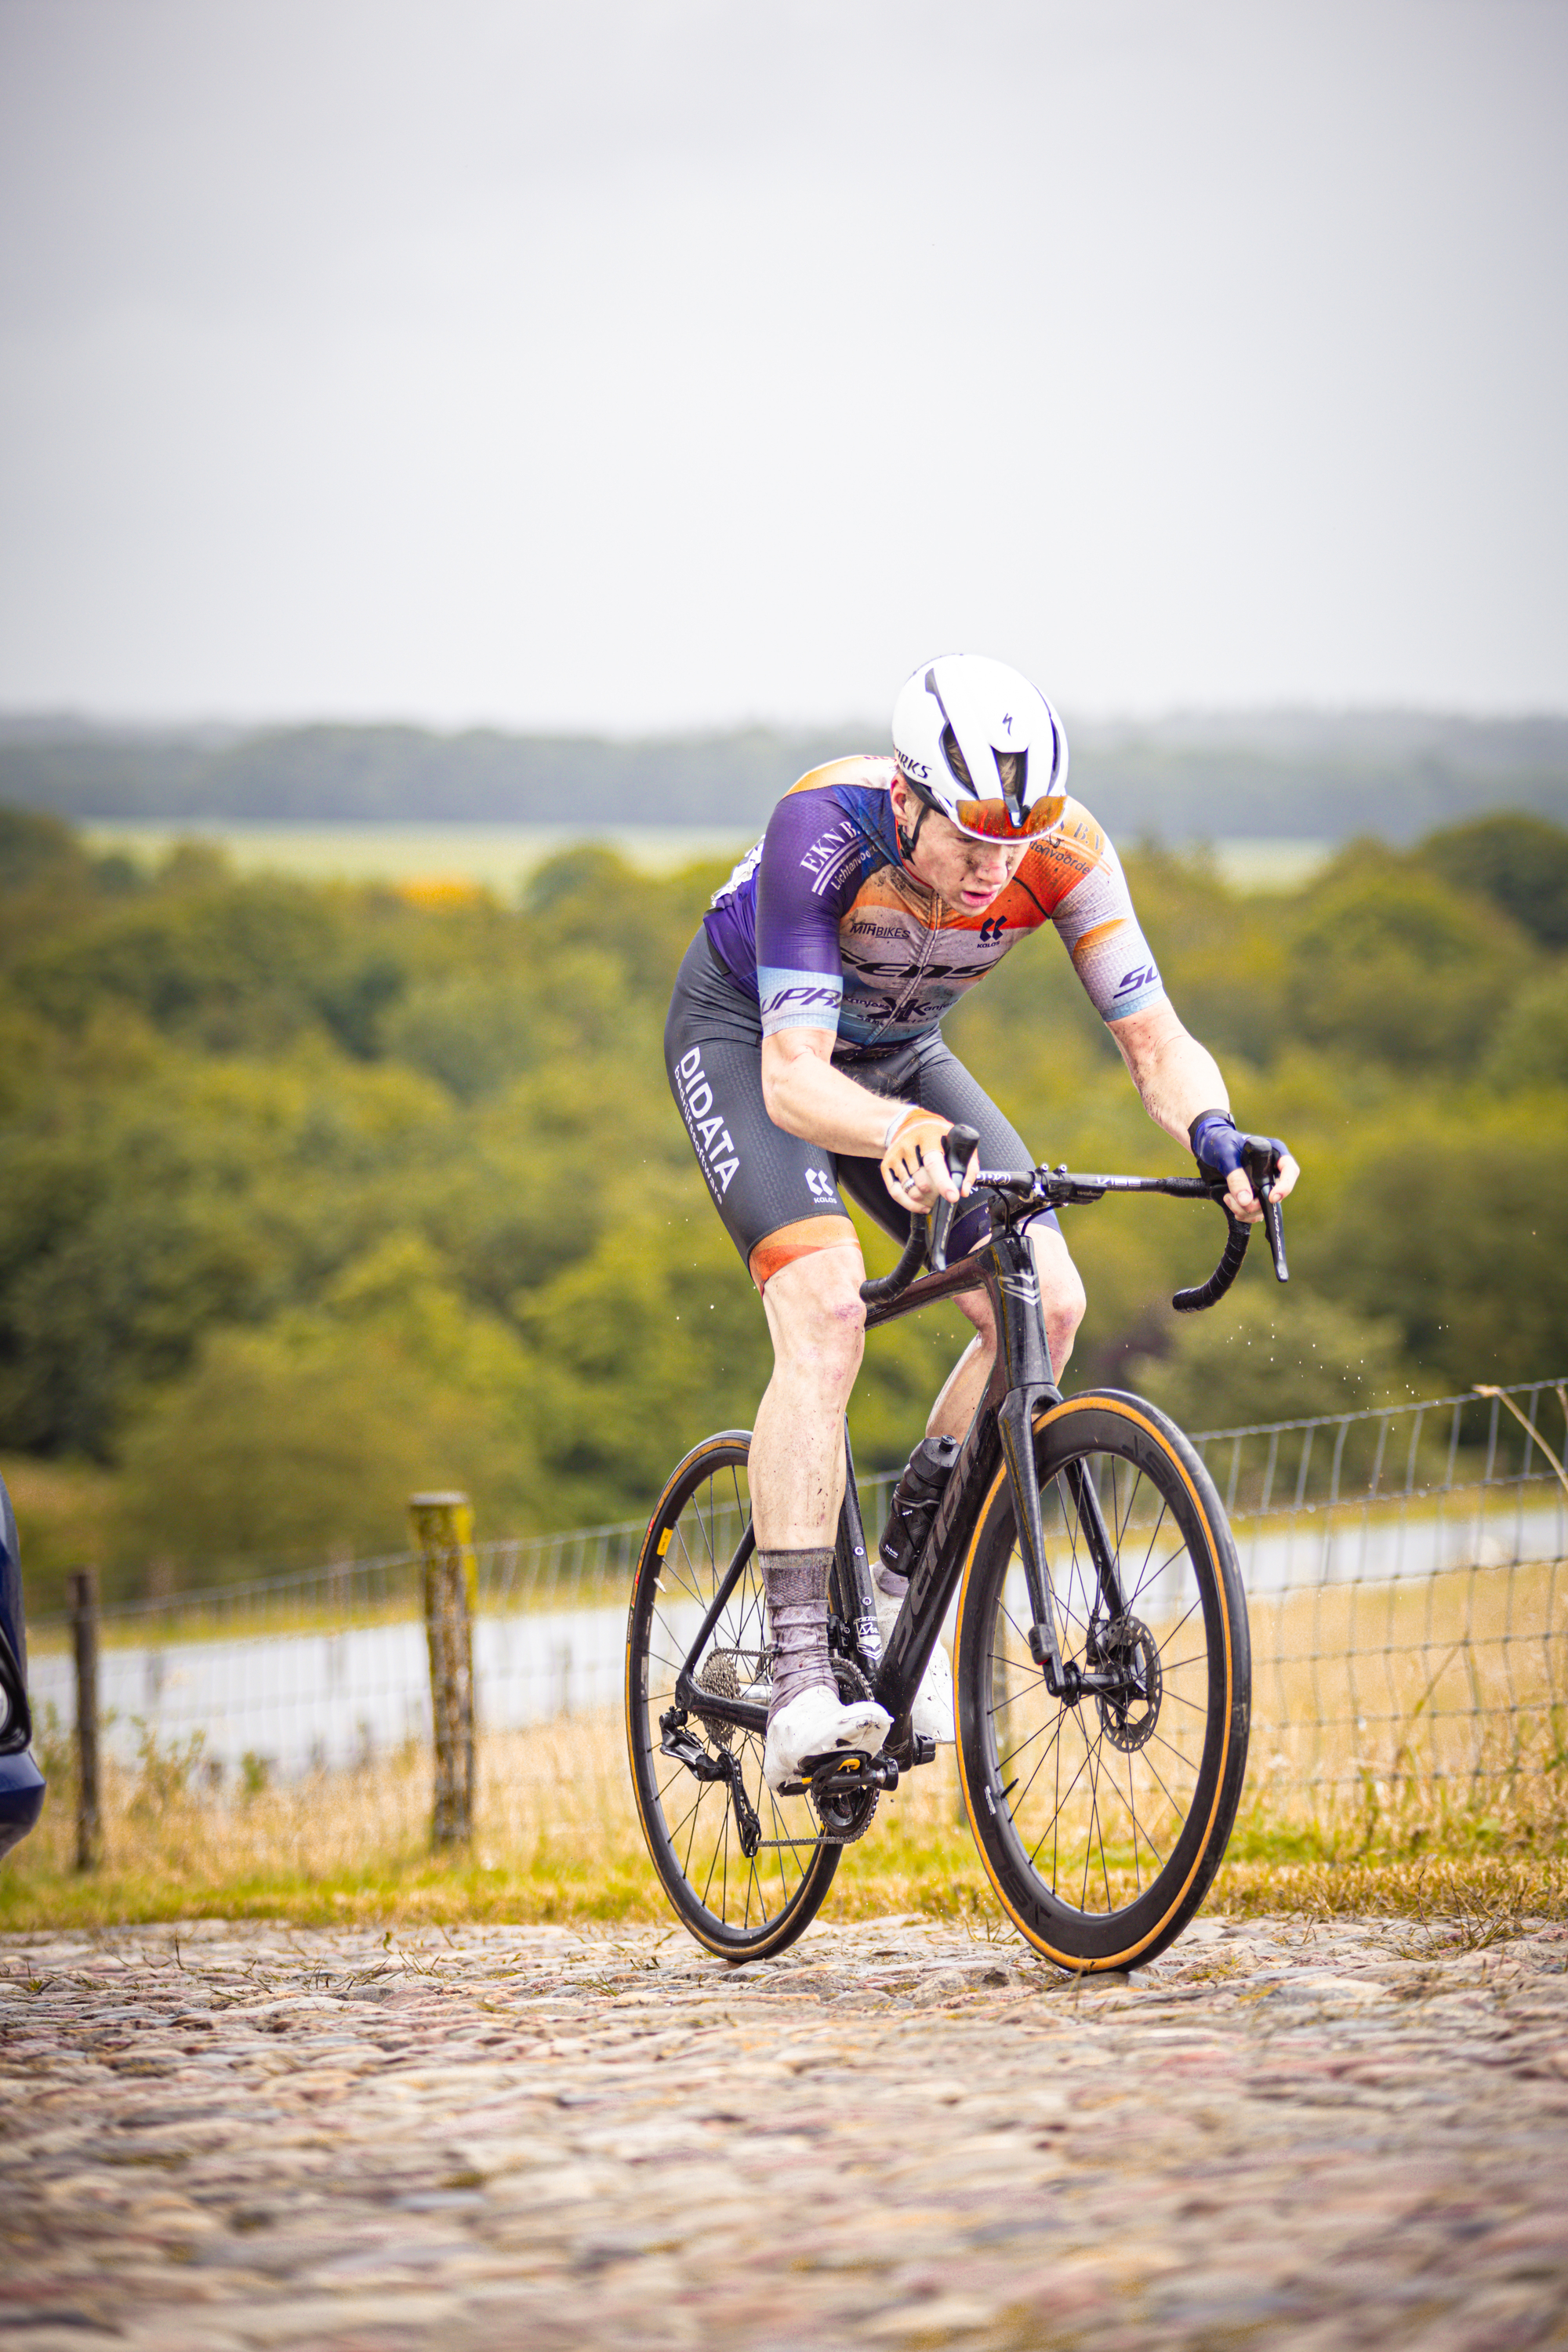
[858,1127,1289,1312]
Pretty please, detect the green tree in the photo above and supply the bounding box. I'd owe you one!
[1284,845,1531,1070]
[1123,1290,1407,1436]
[111,1322,528,1573]
[1418,812,1568,949]
[1298,1105,1568,1388]
[1486,966,1568,1092]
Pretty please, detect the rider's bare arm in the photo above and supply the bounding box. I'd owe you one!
[759,1029,963,1213]
[1107,1000,1300,1224]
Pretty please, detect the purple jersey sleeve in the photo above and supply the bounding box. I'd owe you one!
[753,786,891,1038]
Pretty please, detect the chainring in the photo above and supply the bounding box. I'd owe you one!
[1093,1614,1163,1752]
[808,1657,882,1845]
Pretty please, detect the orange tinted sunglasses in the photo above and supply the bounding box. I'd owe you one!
[950,794,1065,841]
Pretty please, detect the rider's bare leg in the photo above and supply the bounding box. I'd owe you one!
[925,1225,1086,1444]
[749,1238,868,1548]
[750,1236,889,1787]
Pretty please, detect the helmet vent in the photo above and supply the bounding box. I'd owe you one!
[939,726,973,789]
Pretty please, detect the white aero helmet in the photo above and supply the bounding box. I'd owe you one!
[891,654,1069,841]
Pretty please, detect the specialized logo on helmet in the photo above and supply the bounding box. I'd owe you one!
[895,750,929,783]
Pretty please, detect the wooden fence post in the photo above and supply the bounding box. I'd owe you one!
[408,1493,476,1848]
[67,1569,100,1871]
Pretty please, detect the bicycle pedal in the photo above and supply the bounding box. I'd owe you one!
[801,1748,900,1795]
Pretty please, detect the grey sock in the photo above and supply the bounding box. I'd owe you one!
[760,1547,836,1726]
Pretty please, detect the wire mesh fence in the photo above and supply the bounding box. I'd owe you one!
[1189,1378,1568,1809]
[22,1380,1568,1824]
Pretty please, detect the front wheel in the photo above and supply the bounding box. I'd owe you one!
[954,1390,1250,1972]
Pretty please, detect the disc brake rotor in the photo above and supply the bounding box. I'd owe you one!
[1094,1615,1163,1752]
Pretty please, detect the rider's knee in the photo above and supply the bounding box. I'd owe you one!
[1030,1228,1087,1370]
[760,1239,867,1378]
[956,1287,998,1350]
[1044,1276,1086,1372]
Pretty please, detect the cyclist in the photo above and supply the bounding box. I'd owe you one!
[665,654,1298,1792]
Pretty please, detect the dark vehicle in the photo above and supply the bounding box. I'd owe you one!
[0,1472,45,1857]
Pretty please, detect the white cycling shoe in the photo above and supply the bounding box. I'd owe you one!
[875,1577,955,1744]
[762,1685,891,1795]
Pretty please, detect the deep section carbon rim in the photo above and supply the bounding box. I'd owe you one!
[625,1433,840,1958]
[956,1393,1250,1970]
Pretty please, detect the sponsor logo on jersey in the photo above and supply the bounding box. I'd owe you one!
[979,915,1007,945]
[673,1047,739,1196]
[800,820,865,891]
[849,920,924,946]
[1114,961,1161,997]
[760,982,841,1015]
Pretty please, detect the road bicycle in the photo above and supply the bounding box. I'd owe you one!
[624,1127,1288,1973]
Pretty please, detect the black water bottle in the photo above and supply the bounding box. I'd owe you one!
[877,1435,960,1586]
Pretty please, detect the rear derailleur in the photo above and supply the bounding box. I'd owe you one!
[659,1709,762,1858]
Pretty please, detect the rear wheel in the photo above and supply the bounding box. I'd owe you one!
[954,1391,1250,1973]
[625,1432,842,1959]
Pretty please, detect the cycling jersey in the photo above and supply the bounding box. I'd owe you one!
[702,756,1166,1059]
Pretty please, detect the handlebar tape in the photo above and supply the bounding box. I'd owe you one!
[1172,1206,1250,1314]
[859,1218,929,1306]
[860,1123,982,1301]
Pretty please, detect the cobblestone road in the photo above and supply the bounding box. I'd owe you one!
[2,1913,1566,2350]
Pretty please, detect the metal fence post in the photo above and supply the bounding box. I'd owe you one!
[67,1568,100,1871]
[409,1493,476,1847]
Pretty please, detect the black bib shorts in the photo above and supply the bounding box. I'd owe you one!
[664,931,1058,1279]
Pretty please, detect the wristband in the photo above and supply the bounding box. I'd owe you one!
[1187,1109,1234,1153]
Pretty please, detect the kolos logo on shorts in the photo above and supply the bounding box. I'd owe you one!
[676,1048,740,1196]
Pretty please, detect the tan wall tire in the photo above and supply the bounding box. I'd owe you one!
[953,1390,1250,1973]
[625,1432,842,1960]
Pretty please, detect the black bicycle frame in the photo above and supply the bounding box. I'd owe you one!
[669,1205,1127,1751]
[666,1131,1286,1757]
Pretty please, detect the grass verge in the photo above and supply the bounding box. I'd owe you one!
[5,1715,1566,1936]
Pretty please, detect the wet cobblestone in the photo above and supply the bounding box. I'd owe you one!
[2,1912,1567,2348]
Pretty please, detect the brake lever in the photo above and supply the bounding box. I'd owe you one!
[1241,1138,1290,1284]
[927,1123,981,1275]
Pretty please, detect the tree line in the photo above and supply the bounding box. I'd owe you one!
[2,803,1565,1606]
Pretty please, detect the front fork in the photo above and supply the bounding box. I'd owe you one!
[1000,1388,1128,1700]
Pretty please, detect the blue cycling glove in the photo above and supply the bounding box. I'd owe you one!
[1189,1109,1287,1192]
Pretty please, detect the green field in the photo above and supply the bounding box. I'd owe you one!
[80,820,1333,897]
[83,820,753,892]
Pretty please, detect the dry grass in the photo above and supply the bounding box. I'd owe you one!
[5,1696,1567,1936]
[1246,1557,1568,1798]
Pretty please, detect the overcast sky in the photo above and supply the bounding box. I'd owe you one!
[1,0,1564,734]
